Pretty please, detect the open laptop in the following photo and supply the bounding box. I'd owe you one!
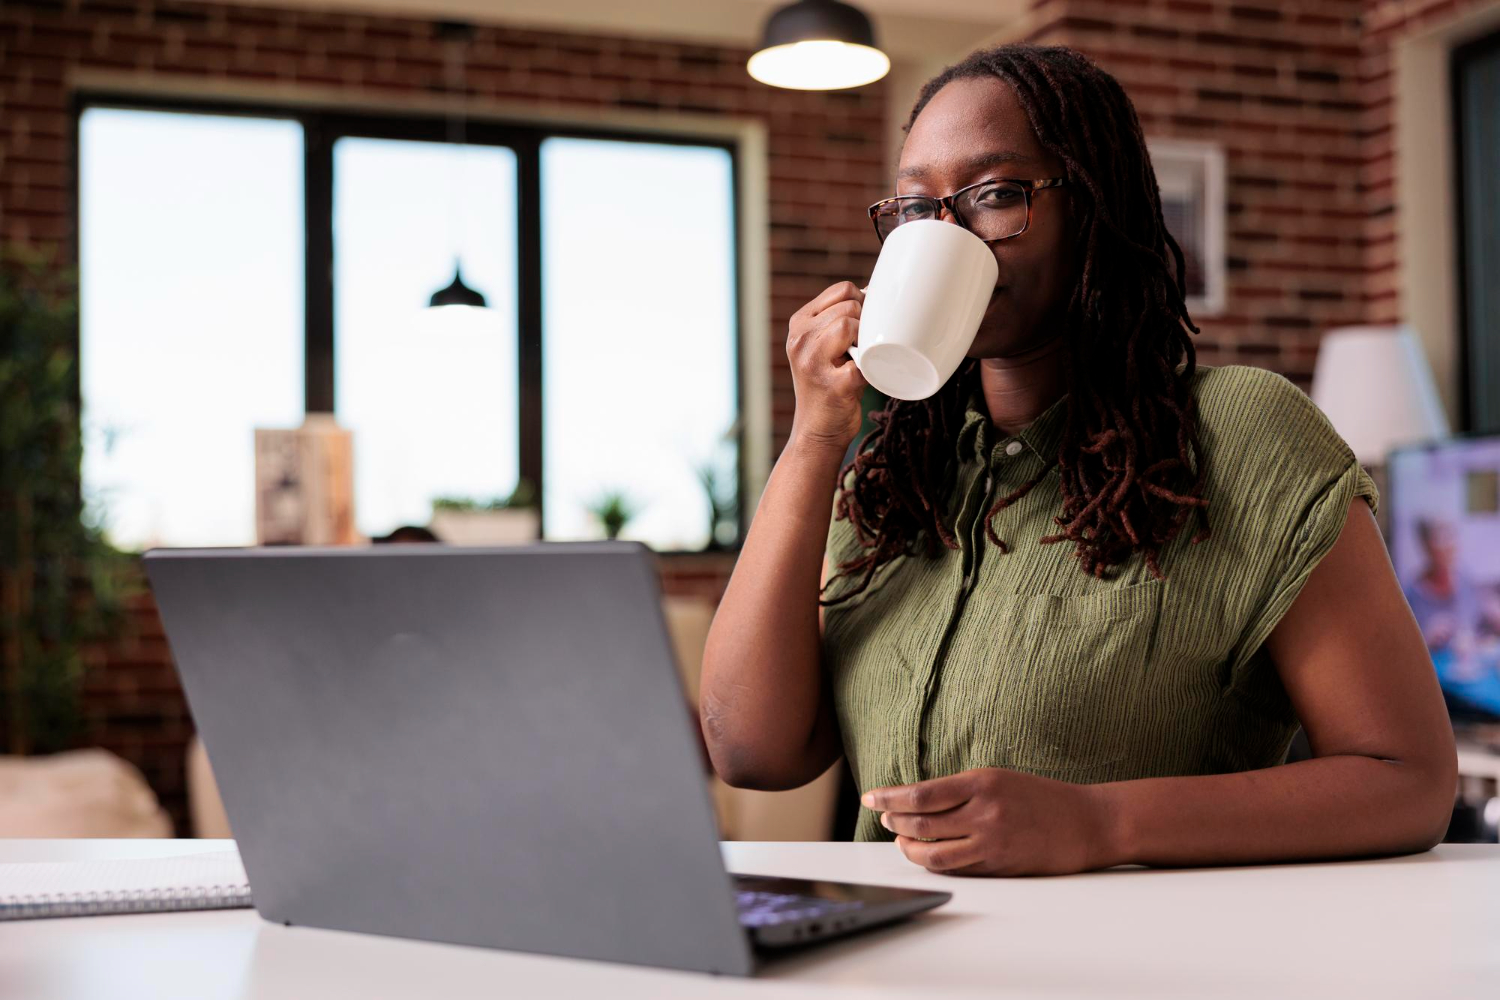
[144,543,949,976]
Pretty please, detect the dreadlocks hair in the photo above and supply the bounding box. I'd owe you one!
[822,44,1210,607]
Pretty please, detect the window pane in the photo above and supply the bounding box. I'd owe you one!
[334,138,520,537]
[1457,37,1500,432]
[79,109,304,550]
[541,138,737,549]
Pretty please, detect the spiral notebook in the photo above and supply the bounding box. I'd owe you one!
[0,850,252,921]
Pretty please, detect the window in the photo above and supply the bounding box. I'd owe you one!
[1454,31,1500,433]
[76,101,741,552]
[333,138,521,538]
[79,108,304,549]
[541,138,738,549]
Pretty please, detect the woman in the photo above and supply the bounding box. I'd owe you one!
[700,45,1456,876]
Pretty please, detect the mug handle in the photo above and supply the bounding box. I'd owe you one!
[848,285,869,364]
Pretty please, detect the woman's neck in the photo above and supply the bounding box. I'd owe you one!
[977,332,1070,436]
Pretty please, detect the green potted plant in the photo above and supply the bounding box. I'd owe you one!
[695,462,739,551]
[693,419,742,551]
[0,247,134,755]
[428,477,540,545]
[587,490,640,541]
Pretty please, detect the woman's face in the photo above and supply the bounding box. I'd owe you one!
[895,76,1078,358]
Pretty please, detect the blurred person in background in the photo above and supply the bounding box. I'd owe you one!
[1403,519,1483,682]
[371,525,442,544]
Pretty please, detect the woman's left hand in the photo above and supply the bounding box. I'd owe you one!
[862,768,1119,876]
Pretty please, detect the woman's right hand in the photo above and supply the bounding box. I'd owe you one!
[786,281,869,451]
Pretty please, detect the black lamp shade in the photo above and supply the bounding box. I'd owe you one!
[762,0,877,48]
[428,266,487,309]
[748,0,888,91]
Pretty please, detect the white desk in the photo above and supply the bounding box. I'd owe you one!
[2,839,1497,999]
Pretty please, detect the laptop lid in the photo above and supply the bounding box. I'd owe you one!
[145,543,755,977]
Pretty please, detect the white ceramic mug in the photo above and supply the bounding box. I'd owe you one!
[850,219,999,401]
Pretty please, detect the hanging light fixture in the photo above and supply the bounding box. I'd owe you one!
[428,264,486,309]
[427,21,486,313]
[747,0,890,91]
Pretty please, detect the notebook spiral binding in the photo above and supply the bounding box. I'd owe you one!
[0,883,253,921]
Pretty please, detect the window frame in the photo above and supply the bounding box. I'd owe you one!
[1451,28,1500,434]
[70,93,747,550]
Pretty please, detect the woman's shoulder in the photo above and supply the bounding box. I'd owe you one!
[1190,363,1314,426]
[1175,368,1377,687]
[1185,363,1376,518]
[1188,364,1347,465]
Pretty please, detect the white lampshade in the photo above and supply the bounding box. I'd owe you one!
[1310,325,1450,464]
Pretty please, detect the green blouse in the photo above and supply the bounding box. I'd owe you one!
[821,365,1378,843]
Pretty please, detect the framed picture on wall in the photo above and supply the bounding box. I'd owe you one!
[1147,138,1227,317]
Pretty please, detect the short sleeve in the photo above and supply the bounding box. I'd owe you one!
[1202,367,1380,686]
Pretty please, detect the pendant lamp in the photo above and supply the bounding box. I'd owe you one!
[428,264,486,309]
[427,21,487,313]
[747,0,890,91]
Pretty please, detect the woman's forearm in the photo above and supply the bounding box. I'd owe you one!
[1092,752,1457,869]
[699,431,849,789]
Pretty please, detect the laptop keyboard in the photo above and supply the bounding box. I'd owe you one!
[735,889,862,928]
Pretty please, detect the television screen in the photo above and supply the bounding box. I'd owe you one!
[1388,435,1500,720]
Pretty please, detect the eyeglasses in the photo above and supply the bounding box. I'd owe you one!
[867,177,1066,245]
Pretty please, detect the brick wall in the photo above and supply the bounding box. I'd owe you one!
[999,0,1492,382]
[1001,0,1370,383]
[78,585,195,827]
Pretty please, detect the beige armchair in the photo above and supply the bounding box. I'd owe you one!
[0,748,171,838]
[662,596,841,842]
[187,597,841,841]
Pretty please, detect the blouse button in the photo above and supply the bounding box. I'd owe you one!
[1004,440,1024,457]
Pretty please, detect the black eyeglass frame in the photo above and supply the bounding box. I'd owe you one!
[866,177,1066,245]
